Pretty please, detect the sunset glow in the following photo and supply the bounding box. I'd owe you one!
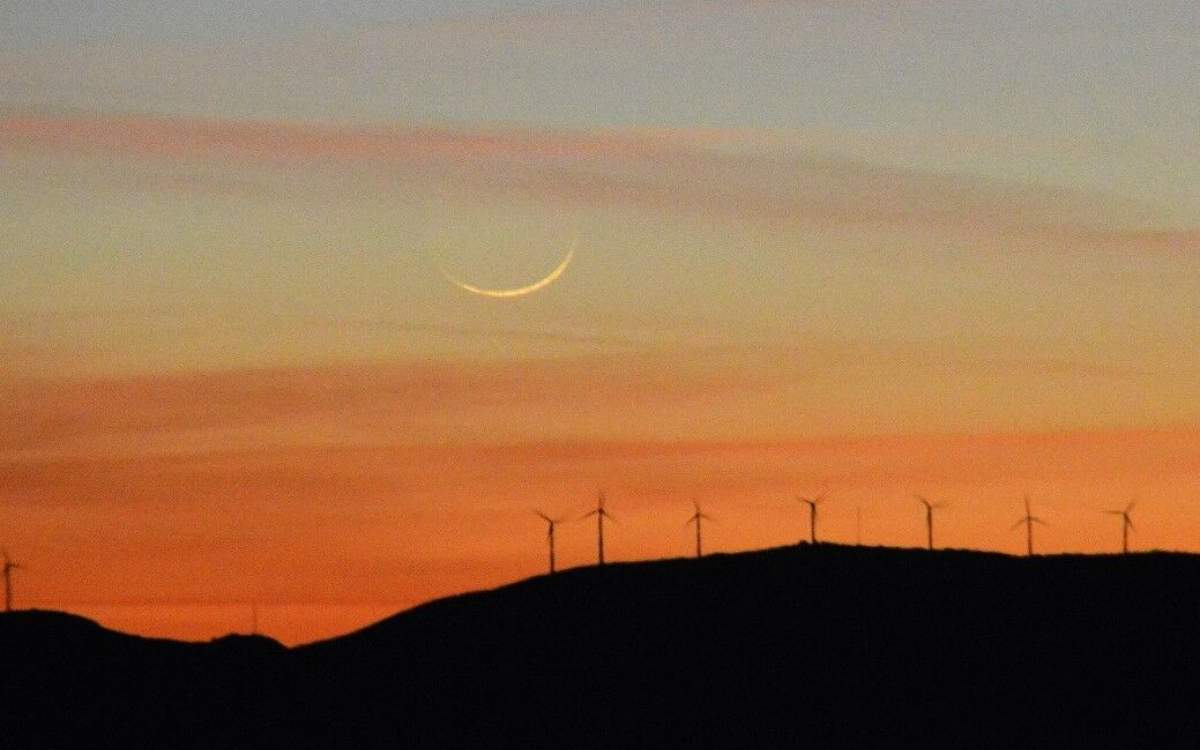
[2,1,1197,644]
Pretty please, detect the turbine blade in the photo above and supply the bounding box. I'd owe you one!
[534,510,553,523]
[1032,517,1049,527]
[1010,519,1026,531]
[1126,518,1136,532]
[1126,500,1137,514]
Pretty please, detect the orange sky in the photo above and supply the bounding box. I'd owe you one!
[2,90,1198,642]
[3,357,1200,643]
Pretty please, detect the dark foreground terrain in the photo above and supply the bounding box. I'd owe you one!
[3,544,1199,747]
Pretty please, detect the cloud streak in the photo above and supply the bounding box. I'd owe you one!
[0,354,796,454]
[3,339,1188,457]
[1,114,1175,237]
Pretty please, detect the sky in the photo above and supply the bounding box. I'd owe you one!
[2,0,1198,644]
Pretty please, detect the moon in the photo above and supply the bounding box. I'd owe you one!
[440,242,575,299]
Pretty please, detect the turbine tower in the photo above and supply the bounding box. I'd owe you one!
[1011,496,1047,556]
[534,510,564,573]
[796,495,825,545]
[2,548,23,613]
[915,495,944,551]
[582,492,614,566]
[685,501,713,558]
[1104,501,1136,555]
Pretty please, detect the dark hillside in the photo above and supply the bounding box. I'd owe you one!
[4,545,1199,747]
[0,610,296,748]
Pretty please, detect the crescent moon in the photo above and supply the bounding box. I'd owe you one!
[441,243,575,299]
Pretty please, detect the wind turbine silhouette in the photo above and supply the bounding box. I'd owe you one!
[534,510,565,573]
[796,495,825,545]
[685,501,713,558]
[915,495,945,551]
[1011,496,1047,556]
[2,548,23,612]
[1104,501,1136,555]
[582,492,614,566]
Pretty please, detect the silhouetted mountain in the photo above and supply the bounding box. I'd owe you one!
[4,545,1199,747]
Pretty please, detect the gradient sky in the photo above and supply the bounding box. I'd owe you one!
[2,1,1198,644]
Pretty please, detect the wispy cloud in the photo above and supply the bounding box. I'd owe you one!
[1036,227,1200,254]
[3,337,1187,457]
[1,114,1171,235]
[298,316,652,348]
[0,353,797,454]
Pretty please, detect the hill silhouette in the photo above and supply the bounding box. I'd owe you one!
[3,544,1199,747]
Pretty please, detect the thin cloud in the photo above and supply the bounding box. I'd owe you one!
[3,339,1182,456]
[299,316,652,348]
[8,427,1200,504]
[0,354,796,453]
[980,357,1161,381]
[1036,226,1200,254]
[0,113,1167,235]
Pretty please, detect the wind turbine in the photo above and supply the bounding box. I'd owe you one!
[1104,501,1136,555]
[582,492,614,566]
[685,501,713,558]
[2,548,23,613]
[1011,496,1047,556]
[534,510,565,573]
[796,495,825,545]
[915,495,945,551]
